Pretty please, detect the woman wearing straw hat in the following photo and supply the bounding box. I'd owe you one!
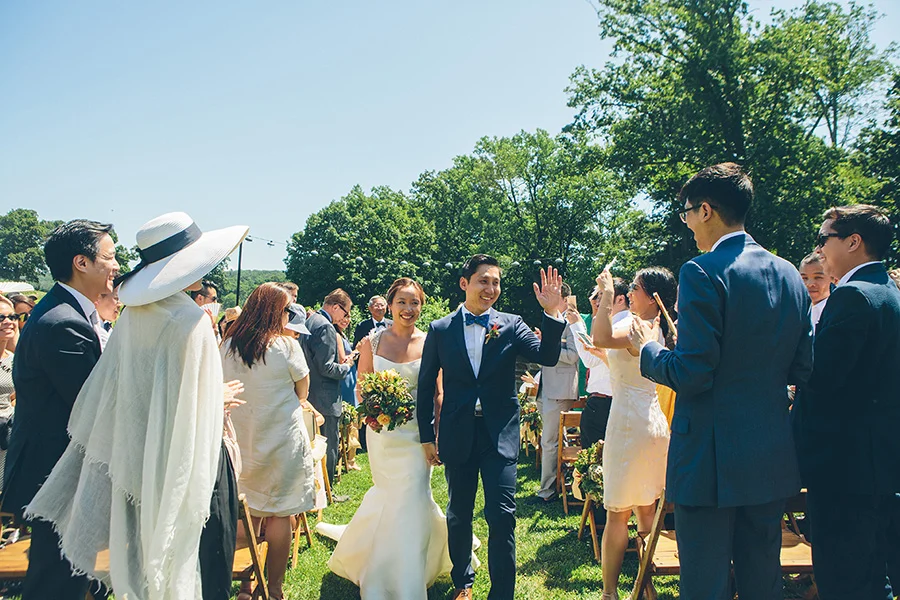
[25,212,248,600]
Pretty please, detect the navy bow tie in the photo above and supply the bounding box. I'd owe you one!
[375,321,386,328]
[464,312,490,328]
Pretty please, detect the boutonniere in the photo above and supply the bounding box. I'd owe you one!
[484,322,501,344]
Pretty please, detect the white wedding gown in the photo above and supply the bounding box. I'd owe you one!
[316,353,453,599]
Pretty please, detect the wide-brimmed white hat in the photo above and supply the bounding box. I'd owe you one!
[117,212,248,307]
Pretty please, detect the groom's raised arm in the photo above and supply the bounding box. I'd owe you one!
[515,313,565,366]
[417,324,440,445]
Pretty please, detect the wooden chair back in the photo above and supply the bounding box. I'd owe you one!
[234,493,269,600]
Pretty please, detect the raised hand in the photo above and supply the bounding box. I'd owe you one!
[629,314,660,350]
[533,267,563,315]
[596,268,614,299]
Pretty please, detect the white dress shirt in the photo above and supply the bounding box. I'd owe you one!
[811,298,828,332]
[59,282,106,351]
[837,261,882,287]
[710,230,746,252]
[570,310,631,397]
[460,305,489,413]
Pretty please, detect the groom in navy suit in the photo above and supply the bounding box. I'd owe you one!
[793,204,900,598]
[418,254,565,600]
[632,163,813,600]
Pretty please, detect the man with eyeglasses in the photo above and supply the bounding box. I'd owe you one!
[632,162,813,600]
[792,204,900,598]
[301,288,355,491]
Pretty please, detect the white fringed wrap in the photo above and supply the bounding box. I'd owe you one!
[25,292,224,600]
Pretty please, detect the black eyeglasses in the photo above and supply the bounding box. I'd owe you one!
[677,202,718,223]
[336,304,350,317]
[815,233,843,248]
[16,313,29,322]
[0,315,17,322]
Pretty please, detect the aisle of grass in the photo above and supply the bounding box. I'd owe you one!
[270,450,680,600]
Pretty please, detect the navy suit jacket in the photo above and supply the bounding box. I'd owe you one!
[300,309,351,417]
[352,317,393,347]
[2,284,102,519]
[793,263,900,494]
[640,233,813,507]
[417,307,565,466]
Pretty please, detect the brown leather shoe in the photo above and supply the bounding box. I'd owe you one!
[451,588,473,600]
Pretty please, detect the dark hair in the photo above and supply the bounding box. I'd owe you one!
[636,267,678,339]
[323,288,351,308]
[612,277,630,308]
[224,282,292,368]
[7,294,35,310]
[386,277,425,305]
[679,162,753,226]
[560,283,572,298]
[280,281,299,294]
[799,252,823,270]
[44,219,114,282]
[823,204,892,260]
[190,280,218,301]
[461,254,501,281]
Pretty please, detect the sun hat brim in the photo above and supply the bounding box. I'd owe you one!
[285,304,311,335]
[118,225,249,307]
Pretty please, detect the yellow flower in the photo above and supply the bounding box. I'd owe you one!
[377,414,391,426]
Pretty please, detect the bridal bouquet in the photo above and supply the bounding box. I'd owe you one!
[358,370,416,434]
[573,442,603,500]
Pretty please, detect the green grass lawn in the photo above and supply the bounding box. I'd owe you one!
[271,451,680,600]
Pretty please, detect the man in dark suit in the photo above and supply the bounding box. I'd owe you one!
[633,163,813,600]
[3,220,119,600]
[793,204,900,599]
[417,255,565,600]
[352,295,392,347]
[301,288,353,490]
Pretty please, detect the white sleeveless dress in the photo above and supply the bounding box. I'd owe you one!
[601,319,670,512]
[316,332,452,599]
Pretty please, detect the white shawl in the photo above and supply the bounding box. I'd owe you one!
[25,292,224,600]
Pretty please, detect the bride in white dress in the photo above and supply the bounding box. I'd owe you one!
[316,278,453,599]
[591,266,677,600]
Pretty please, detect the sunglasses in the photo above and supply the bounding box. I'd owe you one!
[16,313,29,322]
[815,233,843,248]
[629,282,644,293]
[1,315,19,322]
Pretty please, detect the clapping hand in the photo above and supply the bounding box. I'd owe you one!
[629,315,660,351]
[224,380,245,411]
[533,267,563,316]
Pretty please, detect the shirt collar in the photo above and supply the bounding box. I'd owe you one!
[318,308,333,323]
[58,282,98,321]
[710,230,746,252]
[837,261,881,287]
[611,309,631,325]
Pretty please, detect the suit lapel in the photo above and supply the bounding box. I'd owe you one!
[51,284,102,352]
[477,309,500,380]
[450,308,477,381]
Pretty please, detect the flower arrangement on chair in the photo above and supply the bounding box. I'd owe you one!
[573,441,603,502]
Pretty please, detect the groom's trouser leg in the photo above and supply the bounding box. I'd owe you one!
[445,451,479,589]
[479,422,517,600]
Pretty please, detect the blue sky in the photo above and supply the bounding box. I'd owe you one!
[1,1,896,270]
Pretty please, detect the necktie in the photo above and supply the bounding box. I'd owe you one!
[464,312,490,328]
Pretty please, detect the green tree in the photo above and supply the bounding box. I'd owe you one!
[0,209,61,283]
[284,186,435,307]
[412,130,639,323]
[855,73,900,265]
[567,0,894,268]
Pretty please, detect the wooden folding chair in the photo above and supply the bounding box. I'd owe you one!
[575,440,603,562]
[290,511,315,569]
[556,410,583,515]
[233,493,270,600]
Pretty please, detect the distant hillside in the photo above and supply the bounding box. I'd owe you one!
[220,269,286,307]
